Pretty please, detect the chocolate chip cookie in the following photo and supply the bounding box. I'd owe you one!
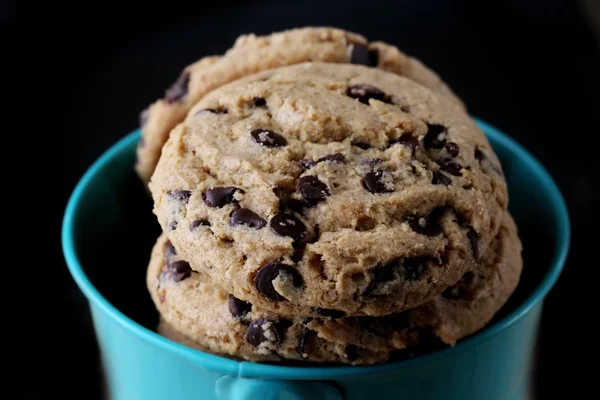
[149,62,507,317]
[135,26,464,184]
[148,213,521,364]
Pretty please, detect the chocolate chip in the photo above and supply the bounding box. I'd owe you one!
[407,210,443,236]
[190,219,210,231]
[349,43,378,67]
[195,107,227,115]
[315,308,346,319]
[139,108,149,128]
[169,221,178,231]
[347,84,391,105]
[345,345,359,361]
[270,213,307,241]
[165,71,190,103]
[165,242,177,261]
[297,176,330,204]
[168,189,192,204]
[467,228,479,260]
[403,257,428,280]
[390,133,419,154]
[203,187,244,208]
[319,153,345,164]
[251,97,266,107]
[362,262,398,296]
[431,170,452,186]
[230,208,266,229]
[474,147,485,162]
[360,158,383,169]
[250,128,287,147]
[278,193,306,215]
[300,159,318,169]
[445,142,459,157]
[474,147,503,175]
[463,183,473,190]
[291,244,306,263]
[298,330,317,356]
[363,171,394,193]
[302,153,346,169]
[246,318,281,347]
[160,260,192,283]
[255,263,303,301]
[352,141,372,149]
[228,295,252,319]
[423,124,447,149]
[438,159,463,176]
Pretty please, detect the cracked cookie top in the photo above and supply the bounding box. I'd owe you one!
[149,62,507,317]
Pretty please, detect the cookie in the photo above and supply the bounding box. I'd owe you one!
[149,62,507,317]
[135,26,464,184]
[148,213,521,365]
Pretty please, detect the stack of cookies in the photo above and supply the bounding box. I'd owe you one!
[139,27,523,365]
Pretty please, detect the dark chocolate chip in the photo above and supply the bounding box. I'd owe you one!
[291,244,306,263]
[160,260,192,283]
[169,221,178,231]
[438,159,463,176]
[250,128,288,147]
[475,147,503,175]
[228,295,252,319]
[363,171,394,193]
[246,318,280,347]
[270,213,307,241]
[300,159,318,169]
[298,330,317,356]
[445,142,459,157]
[467,228,479,260]
[230,208,266,229]
[362,262,398,296]
[407,212,443,236]
[165,71,190,103]
[431,170,452,186]
[345,345,359,361]
[254,263,303,301]
[390,133,419,154]
[403,257,428,280]
[168,189,192,203]
[203,187,244,208]
[474,147,485,162]
[319,153,345,164]
[195,107,227,115]
[347,84,392,105]
[423,124,447,149]
[352,141,372,149]
[361,158,383,168]
[315,308,346,319]
[190,219,210,231]
[297,176,330,204]
[463,183,473,190]
[165,242,177,261]
[139,109,149,128]
[349,43,378,67]
[251,97,266,107]
[278,193,306,215]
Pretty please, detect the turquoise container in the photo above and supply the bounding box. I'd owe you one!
[62,119,569,400]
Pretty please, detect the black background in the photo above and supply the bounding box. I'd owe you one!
[23,0,598,398]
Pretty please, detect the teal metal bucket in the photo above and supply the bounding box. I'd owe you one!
[62,119,569,400]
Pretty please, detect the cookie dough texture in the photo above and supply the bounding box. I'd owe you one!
[148,213,521,365]
[149,62,508,317]
[135,26,464,183]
